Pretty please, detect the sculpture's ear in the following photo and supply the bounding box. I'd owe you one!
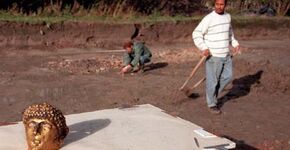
[60,126,69,140]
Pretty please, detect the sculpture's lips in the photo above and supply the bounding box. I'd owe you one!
[32,139,41,146]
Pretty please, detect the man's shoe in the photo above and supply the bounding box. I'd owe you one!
[208,106,221,115]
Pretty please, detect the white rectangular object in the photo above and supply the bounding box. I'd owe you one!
[0,104,235,150]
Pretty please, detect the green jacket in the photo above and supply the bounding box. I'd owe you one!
[129,42,152,67]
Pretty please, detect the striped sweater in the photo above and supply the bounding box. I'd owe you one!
[192,11,239,57]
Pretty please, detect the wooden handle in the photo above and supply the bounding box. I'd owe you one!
[179,56,207,91]
[191,77,206,89]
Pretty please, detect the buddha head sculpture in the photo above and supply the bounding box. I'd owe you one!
[23,102,69,150]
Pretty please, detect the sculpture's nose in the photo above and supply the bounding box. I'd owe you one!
[33,123,41,135]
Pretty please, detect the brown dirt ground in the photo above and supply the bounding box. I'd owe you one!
[0,21,290,150]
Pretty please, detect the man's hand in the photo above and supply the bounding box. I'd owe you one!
[120,65,132,74]
[232,45,241,55]
[202,49,210,57]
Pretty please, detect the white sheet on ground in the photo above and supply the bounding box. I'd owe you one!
[0,104,235,150]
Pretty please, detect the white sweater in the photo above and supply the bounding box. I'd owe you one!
[192,11,239,57]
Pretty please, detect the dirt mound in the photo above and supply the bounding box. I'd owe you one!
[0,19,289,50]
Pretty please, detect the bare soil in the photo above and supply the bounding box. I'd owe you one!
[0,21,290,149]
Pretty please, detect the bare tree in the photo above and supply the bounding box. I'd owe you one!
[271,0,290,16]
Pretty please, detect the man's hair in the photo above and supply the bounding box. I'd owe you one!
[123,41,133,49]
[215,0,227,4]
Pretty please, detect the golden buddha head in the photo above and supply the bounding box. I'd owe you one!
[23,102,69,150]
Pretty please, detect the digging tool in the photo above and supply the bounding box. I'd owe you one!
[179,55,207,91]
[183,77,205,97]
[182,50,241,96]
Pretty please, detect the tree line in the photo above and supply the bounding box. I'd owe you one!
[0,0,202,16]
[228,0,289,16]
[0,0,289,16]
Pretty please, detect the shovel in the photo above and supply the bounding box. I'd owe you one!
[179,56,207,92]
[180,51,241,97]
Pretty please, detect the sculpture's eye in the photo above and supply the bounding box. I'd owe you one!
[42,122,52,129]
[28,121,36,127]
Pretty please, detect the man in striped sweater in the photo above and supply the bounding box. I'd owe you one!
[192,0,240,114]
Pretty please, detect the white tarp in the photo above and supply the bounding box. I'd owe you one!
[0,104,235,150]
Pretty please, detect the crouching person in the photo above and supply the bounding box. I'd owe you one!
[121,41,152,74]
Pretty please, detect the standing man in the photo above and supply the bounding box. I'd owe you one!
[120,41,152,74]
[192,0,240,114]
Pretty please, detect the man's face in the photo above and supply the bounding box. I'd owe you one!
[215,0,226,14]
[25,118,60,150]
[126,47,132,53]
